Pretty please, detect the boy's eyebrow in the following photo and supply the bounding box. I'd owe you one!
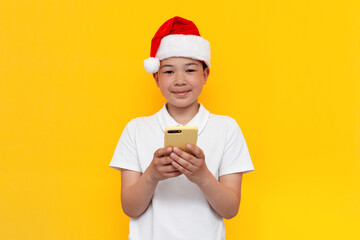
[185,62,200,66]
[160,64,174,69]
[160,62,200,69]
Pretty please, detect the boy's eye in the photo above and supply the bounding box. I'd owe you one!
[164,71,173,74]
[186,69,196,73]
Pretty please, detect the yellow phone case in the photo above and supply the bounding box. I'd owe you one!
[164,126,198,154]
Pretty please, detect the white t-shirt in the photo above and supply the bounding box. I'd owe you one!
[110,104,254,240]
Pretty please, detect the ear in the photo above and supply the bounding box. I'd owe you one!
[203,67,210,85]
[153,72,160,87]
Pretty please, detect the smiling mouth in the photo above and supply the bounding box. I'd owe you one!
[172,90,191,96]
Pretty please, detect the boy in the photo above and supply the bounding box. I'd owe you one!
[110,16,254,240]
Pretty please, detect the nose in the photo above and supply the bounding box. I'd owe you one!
[174,72,187,86]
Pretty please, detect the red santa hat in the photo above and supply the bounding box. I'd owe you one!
[144,16,211,73]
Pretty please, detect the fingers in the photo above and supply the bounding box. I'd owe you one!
[153,155,174,168]
[153,150,180,173]
[186,144,204,159]
[158,163,179,173]
[173,147,193,161]
[152,145,205,181]
[171,160,191,175]
[170,149,196,172]
[154,147,173,158]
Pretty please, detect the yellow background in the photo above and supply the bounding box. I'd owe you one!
[1,0,359,239]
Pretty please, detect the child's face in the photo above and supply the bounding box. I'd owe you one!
[153,57,209,109]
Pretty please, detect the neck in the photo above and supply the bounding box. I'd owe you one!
[166,102,200,125]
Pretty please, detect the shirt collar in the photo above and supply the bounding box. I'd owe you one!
[157,103,210,135]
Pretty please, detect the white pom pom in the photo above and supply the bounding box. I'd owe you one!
[144,57,160,73]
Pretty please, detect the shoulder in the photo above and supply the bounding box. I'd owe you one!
[122,112,161,136]
[126,112,159,128]
[206,113,245,142]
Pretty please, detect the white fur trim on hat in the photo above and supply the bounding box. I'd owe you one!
[144,57,160,73]
[156,34,211,68]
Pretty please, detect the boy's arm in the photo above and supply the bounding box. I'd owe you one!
[200,172,242,219]
[120,169,157,218]
[121,147,181,218]
[170,145,242,219]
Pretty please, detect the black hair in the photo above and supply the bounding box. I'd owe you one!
[202,61,208,71]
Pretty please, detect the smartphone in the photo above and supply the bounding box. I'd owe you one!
[164,126,198,154]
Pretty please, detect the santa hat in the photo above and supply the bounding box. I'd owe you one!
[144,16,211,73]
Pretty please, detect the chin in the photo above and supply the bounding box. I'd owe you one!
[168,100,197,109]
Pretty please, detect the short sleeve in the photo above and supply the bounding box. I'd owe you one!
[109,119,141,172]
[218,118,255,176]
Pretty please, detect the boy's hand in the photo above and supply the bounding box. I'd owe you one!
[147,147,182,183]
[170,144,212,186]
